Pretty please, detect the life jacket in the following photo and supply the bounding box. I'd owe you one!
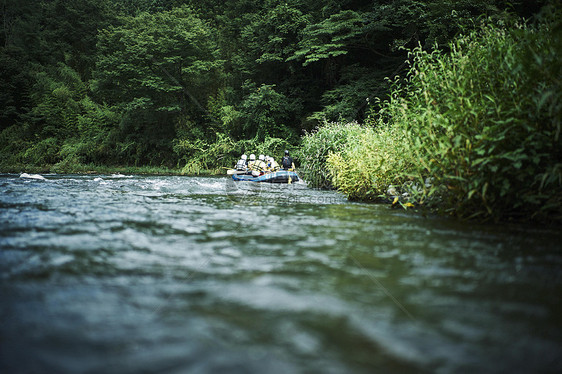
[248,159,265,173]
[271,160,280,171]
[235,159,246,171]
[255,160,266,172]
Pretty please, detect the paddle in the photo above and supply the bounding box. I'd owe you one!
[227,169,247,175]
[285,162,297,184]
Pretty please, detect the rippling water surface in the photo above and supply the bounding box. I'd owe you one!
[1,174,561,373]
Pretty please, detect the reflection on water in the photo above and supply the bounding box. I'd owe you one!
[1,174,561,373]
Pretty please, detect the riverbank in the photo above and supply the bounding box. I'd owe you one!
[0,162,197,176]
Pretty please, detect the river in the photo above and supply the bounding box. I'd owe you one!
[1,174,561,373]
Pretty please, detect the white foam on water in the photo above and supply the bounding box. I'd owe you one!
[194,180,225,190]
[147,179,169,190]
[19,173,46,180]
[94,177,108,185]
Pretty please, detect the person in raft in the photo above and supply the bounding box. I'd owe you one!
[247,154,257,172]
[257,155,267,173]
[268,156,280,172]
[247,154,266,176]
[235,154,247,171]
[281,150,295,170]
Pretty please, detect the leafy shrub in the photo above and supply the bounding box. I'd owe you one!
[324,11,562,222]
[297,122,366,188]
[23,137,60,165]
[254,136,292,161]
[0,123,30,168]
[327,124,416,200]
[392,13,562,221]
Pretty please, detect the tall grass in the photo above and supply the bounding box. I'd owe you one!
[296,122,366,188]
[327,123,416,200]
[302,10,562,222]
[395,13,562,221]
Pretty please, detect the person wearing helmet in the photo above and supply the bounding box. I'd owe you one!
[247,154,257,173]
[262,156,270,172]
[281,150,295,170]
[255,154,267,174]
[269,156,280,172]
[248,153,265,175]
[235,154,247,171]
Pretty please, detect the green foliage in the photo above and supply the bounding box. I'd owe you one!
[297,122,366,188]
[112,0,181,16]
[290,10,364,67]
[310,65,386,122]
[293,0,532,122]
[242,4,311,65]
[5,0,117,78]
[0,122,31,168]
[23,137,60,165]
[395,13,562,221]
[240,83,298,141]
[0,46,31,131]
[30,63,87,139]
[327,124,416,200]
[95,5,222,112]
[0,0,554,198]
[180,132,236,175]
[0,60,122,169]
[319,10,562,222]
[1,63,90,167]
[93,5,225,165]
[52,97,122,167]
[253,136,292,161]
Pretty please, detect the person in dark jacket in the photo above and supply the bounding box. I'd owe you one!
[281,150,295,170]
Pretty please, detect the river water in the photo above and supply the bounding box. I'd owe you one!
[1,174,561,373]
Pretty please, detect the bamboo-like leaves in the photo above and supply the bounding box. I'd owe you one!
[299,12,562,222]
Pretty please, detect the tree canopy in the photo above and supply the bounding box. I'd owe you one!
[0,0,552,171]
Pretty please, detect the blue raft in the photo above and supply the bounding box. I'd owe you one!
[232,170,299,183]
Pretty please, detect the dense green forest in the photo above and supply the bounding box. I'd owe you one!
[0,0,548,170]
[1,0,560,221]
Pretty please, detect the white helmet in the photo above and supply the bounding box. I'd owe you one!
[259,154,265,161]
[241,154,247,160]
[249,154,256,161]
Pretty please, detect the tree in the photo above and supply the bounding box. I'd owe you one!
[94,6,224,164]
[240,83,297,141]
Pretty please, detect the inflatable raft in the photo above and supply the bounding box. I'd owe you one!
[231,170,299,183]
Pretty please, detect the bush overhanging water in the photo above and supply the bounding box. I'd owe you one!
[300,12,562,222]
